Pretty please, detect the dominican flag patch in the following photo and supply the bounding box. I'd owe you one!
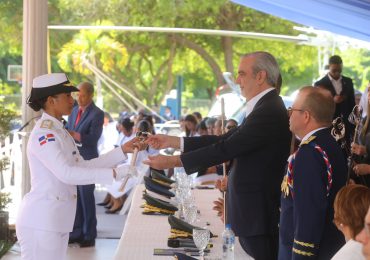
[39,134,56,146]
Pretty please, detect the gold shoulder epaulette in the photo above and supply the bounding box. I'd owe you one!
[301,135,316,146]
[40,120,54,129]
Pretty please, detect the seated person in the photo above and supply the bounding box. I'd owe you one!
[332,184,370,259]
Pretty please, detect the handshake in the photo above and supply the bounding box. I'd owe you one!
[120,133,183,172]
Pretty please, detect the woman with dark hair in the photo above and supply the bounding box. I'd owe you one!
[16,73,142,260]
[332,184,370,259]
[351,89,370,187]
[103,119,159,214]
[225,119,238,133]
[103,117,136,214]
[196,117,209,136]
[183,114,199,137]
[117,117,135,146]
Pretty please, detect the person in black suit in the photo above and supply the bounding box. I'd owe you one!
[279,87,347,259]
[314,55,355,146]
[66,82,104,247]
[144,51,291,260]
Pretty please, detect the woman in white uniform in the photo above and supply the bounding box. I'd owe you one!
[16,73,142,260]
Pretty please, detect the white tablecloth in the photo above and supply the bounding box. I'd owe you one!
[114,184,252,259]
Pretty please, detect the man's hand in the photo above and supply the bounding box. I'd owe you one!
[351,143,366,156]
[215,176,228,192]
[145,134,180,150]
[68,130,81,142]
[121,137,148,153]
[143,154,182,170]
[333,95,345,104]
[353,163,370,176]
[212,197,224,223]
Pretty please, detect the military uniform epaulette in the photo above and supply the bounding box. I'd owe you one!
[300,135,316,146]
[40,119,54,129]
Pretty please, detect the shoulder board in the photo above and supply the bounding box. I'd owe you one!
[300,135,316,146]
[40,120,54,129]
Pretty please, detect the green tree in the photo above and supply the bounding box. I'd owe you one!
[57,22,129,109]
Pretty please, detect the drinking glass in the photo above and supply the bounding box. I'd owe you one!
[192,228,210,259]
[184,205,198,224]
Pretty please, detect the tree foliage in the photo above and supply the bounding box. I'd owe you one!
[0,0,369,114]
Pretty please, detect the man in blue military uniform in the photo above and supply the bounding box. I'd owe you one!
[279,86,347,259]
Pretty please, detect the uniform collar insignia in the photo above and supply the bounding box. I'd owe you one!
[40,120,54,129]
[300,135,316,146]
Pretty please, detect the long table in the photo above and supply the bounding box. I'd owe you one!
[114,184,253,259]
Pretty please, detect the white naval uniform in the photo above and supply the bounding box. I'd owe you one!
[16,112,127,260]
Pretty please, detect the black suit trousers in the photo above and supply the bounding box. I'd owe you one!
[239,232,278,260]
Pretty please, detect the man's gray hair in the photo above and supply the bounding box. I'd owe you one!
[243,52,281,88]
[78,82,94,95]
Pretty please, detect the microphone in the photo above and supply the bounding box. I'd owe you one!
[18,116,41,132]
[168,239,213,249]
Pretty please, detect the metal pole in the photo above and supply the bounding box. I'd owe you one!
[176,75,183,120]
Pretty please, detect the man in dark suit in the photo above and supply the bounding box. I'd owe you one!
[66,82,104,247]
[145,52,291,260]
[314,55,355,145]
[279,87,346,259]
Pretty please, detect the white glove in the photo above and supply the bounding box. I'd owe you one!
[114,165,138,182]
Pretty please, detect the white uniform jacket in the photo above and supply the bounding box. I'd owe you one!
[17,112,127,233]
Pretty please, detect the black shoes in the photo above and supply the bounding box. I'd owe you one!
[105,205,123,214]
[79,239,95,248]
[96,201,109,206]
[68,237,82,244]
[69,237,95,247]
[104,204,112,209]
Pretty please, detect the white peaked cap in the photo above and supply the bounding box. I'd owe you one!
[33,73,69,88]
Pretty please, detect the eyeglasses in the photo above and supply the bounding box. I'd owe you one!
[226,125,237,130]
[287,107,305,117]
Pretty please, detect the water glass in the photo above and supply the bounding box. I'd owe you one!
[184,205,198,224]
[192,228,210,259]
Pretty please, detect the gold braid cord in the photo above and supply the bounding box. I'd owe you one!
[152,178,172,188]
[293,248,315,257]
[169,228,192,239]
[294,239,315,248]
[143,203,175,215]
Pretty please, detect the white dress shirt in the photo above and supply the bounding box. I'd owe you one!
[244,87,275,118]
[180,88,275,151]
[331,239,365,260]
[328,73,343,95]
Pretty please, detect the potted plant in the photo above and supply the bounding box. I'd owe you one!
[0,99,17,256]
[0,192,11,241]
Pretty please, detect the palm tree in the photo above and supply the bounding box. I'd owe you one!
[57,24,128,109]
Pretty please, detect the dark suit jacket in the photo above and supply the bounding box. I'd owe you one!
[66,102,104,160]
[279,128,346,260]
[314,75,355,138]
[181,90,291,237]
